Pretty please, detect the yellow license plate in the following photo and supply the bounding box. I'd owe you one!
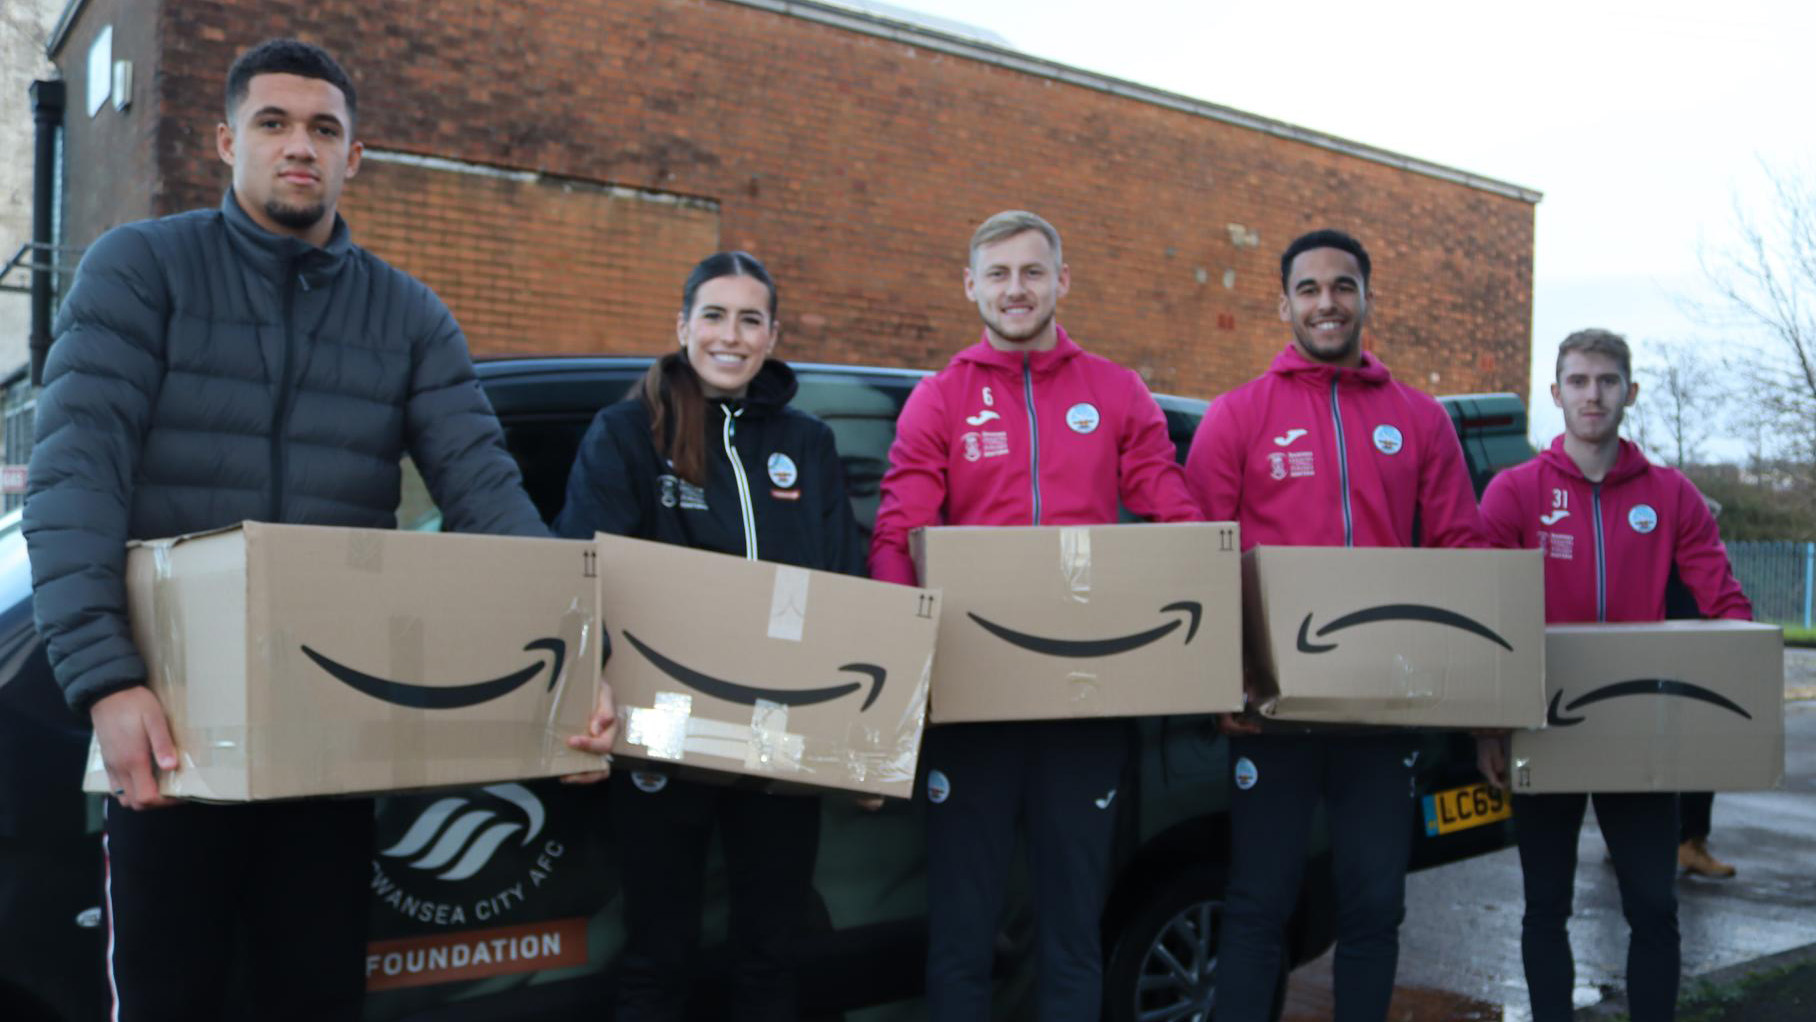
[1422,782,1511,836]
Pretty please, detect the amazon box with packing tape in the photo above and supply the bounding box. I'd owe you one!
[81,522,600,801]
[1243,546,1545,728]
[1510,621,1783,793]
[594,533,939,799]
[911,523,1242,723]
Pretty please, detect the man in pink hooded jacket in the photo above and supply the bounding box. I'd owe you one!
[1475,329,1750,1022]
[871,210,1200,1020]
[1184,229,1484,1021]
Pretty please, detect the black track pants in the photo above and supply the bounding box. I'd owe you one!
[1678,792,1713,842]
[102,797,374,1022]
[1515,792,1679,1022]
[1218,732,1417,1022]
[922,719,1129,1022]
[610,772,821,1022]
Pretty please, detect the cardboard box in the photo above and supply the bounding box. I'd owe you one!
[912,523,1243,723]
[596,534,939,798]
[1511,621,1784,793]
[83,523,601,801]
[1243,546,1545,728]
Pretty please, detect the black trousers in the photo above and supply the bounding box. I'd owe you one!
[610,772,821,1022]
[1219,732,1418,1022]
[1679,792,1713,842]
[102,797,374,1022]
[922,719,1129,1022]
[1514,792,1679,1022]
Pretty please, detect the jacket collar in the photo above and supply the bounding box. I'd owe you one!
[712,359,797,418]
[1538,434,1651,484]
[221,188,352,288]
[1266,342,1394,387]
[952,324,1084,375]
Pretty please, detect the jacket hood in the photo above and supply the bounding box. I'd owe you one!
[222,188,351,287]
[952,324,1085,376]
[1267,343,1393,387]
[1537,434,1651,484]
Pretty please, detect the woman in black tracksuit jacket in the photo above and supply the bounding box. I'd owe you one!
[553,251,865,1022]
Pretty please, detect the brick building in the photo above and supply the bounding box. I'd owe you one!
[38,0,1538,403]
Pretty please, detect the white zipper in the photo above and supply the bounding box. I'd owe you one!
[1592,483,1606,621]
[1023,356,1042,525]
[1329,377,1354,547]
[721,405,758,560]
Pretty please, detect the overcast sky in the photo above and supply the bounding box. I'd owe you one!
[881,0,1808,455]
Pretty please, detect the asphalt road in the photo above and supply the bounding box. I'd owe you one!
[1285,648,1816,1021]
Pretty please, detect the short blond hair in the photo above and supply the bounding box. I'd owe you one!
[1556,328,1632,382]
[969,210,1063,269]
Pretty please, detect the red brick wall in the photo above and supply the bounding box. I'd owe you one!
[338,156,720,356]
[72,0,1535,402]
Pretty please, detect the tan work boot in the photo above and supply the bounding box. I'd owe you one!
[1679,837,1737,878]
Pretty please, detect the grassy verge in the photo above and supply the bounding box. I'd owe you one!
[1597,955,1816,1021]
[1784,625,1814,648]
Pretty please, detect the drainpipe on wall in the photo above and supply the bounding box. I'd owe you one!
[30,78,66,388]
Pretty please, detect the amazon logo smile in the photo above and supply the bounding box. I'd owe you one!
[966,601,1202,658]
[303,638,567,710]
[1296,605,1513,654]
[1546,680,1752,728]
[622,632,886,710]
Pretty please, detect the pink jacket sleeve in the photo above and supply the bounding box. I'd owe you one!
[1670,473,1752,620]
[1183,396,1244,523]
[1476,468,1528,551]
[869,378,949,585]
[1415,402,1486,549]
[1117,372,1203,523]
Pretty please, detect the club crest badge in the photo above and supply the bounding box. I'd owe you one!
[1628,504,1658,534]
[767,453,798,488]
[1066,403,1101,434]
[1373,424,1403,455]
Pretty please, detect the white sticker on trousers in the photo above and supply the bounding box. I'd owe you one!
[1234,756,1258,790]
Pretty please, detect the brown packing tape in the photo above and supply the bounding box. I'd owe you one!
[1058,526,1092,603]
[767,567,810,642]
[148,542,189,744]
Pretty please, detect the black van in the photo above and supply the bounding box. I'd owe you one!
[0,357,1536,1022]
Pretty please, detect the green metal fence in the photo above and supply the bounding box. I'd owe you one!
[1728,541,1815,628]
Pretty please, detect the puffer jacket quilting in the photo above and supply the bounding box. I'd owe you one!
[24,191,544,712]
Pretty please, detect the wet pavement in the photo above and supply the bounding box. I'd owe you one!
[1283,657,1816,1022]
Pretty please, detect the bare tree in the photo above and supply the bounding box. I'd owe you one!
[1625,340,1724,468]
[1698,164,1816,482]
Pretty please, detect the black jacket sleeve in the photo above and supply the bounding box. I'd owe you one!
[552,404,655,542]
[405,290,547,538]
[23,225,169,712]
[812,421,867,578]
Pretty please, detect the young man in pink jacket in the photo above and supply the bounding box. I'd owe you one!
[871,210,1201,1020]
[1183,229,1484,1021]
[1475,329,1751,1022]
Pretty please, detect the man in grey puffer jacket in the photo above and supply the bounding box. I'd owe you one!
[23,39,545,1020]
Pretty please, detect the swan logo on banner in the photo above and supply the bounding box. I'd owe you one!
[381,783,546,882]
[371,782,575,930]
